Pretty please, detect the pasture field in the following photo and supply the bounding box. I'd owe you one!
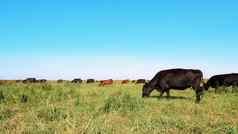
[0,82,238,134]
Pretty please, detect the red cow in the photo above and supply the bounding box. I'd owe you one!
[99,79,113,86]
[121,80,129,84]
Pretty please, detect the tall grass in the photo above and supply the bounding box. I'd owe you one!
[101,93,144,113]
[0,83,238,134]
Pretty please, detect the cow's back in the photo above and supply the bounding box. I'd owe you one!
[224,74,238,84]
[99,79,113,86]
[207,74,238,86]
[154,69,203,88]
[158,69,202,82]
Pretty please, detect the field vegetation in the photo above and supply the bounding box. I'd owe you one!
[0,82,238,134]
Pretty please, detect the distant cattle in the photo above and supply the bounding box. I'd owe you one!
[23,78,37,83]
[121,80,130,84]
[136,79,146,84]
[72,78,83,83]
[87,79,95,83]
[142,68,204,103]
[57,79,64,83]
[0,80,19,85]
[205,73,238,91]
[38,79,47,83]
[16,80,22,83]
[99,79,113,86]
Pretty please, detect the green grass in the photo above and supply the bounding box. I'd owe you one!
[0,82,238,134]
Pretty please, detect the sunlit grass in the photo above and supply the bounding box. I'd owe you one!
[0,82,238,134]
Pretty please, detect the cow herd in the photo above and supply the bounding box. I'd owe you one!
[15,78,147,86]
[22,78,47,84]
[1,68,238,103]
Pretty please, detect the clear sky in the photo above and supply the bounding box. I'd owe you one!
[1,0,238,80]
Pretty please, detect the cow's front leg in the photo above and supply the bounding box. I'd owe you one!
[160,90,165,97]
[166,90,170,98]
[155,88,163,97]
[195,87,203,103]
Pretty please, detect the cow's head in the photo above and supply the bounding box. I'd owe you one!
[142,82,153,98]
[202,81,209,91]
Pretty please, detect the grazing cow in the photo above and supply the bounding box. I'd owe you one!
[57,79,64,83]
[205,73,238,91]
[23,78,37,83]
[121,80,130,84]
[87,79,95,83]
[99,79,113,86]
[71,78,83,83]
[142,69,204,103]
[136,79,146,84]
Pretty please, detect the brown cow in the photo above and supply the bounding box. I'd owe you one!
[121,80,129,84]
[99,79,113,86]
[136,79,146,84]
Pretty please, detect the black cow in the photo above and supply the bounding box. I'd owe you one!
[136,79,146,84]
[205,73,238,91]
[87,79,95,83]
[72,78,83,83]
[142,69,204,103]
[23,78,37,83]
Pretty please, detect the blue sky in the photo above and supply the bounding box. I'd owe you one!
[0,0,238,79]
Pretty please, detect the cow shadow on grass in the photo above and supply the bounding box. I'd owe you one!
[149,95,193,101]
